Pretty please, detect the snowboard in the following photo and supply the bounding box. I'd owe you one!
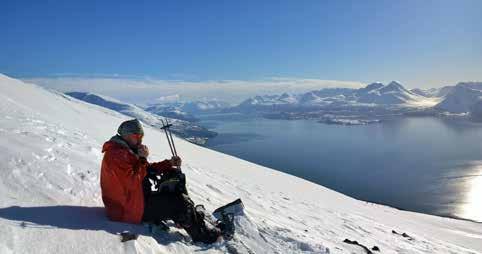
[144,198,245,242]
[211,198,244,241]
[213,198,244,219]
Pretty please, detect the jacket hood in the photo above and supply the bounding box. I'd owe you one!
[102,135,138,157]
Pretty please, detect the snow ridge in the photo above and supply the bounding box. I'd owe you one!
[65,91,216,144]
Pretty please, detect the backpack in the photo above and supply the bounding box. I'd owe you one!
[143,167,188,198]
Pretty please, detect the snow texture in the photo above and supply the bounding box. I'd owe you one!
[0,74,481,253]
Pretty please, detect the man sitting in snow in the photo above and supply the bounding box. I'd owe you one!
[100,119,222,244]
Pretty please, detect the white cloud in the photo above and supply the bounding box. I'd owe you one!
[155,94,181,103]
[24,76,364,105]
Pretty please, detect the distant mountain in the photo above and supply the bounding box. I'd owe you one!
[435,82,482,113]
[410,88,431,97]
[410,86,454,98]
[239,95,294,106]
[357,81,424,105]
[437,86,455,97]
[278,92,298,104]
[234,93,302,112]
[181,100,231,113]
[312,88,355,98]
[298,92,324,105]
[144,104,198,122]
[146,100,231,118]
[355,82,384,95]
[65,92,216,144]
[234,81,431,113]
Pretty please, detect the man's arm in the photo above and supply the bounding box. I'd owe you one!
[104,149,149,192]
[149,159,173,174]
[137,144,172,173]
[137,144,181,173]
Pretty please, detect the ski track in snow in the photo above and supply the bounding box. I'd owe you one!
[0,74,481,253]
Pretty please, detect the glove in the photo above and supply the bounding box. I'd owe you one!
[138,145,149,158]
[170,156,182,167]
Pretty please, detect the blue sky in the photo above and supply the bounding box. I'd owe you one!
[2,0,481,89]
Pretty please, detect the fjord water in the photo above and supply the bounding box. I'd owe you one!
[200,114,482,222]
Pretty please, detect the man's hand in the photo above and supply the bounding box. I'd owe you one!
[138,145,149,158]
[170,156,182,167]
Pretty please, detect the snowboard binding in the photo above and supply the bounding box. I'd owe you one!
[195,199,243,241]
[216,212,235,241]
[212,198,244,241]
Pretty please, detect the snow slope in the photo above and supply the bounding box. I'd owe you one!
[436,82,482,113]
[0,74,481,254]
[64,92,216,143]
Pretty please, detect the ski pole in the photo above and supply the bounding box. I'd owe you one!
[167,122,178,157]
[161,119,175,157]
[162,118,177,157]
[161,119,181,170]
[161,119,186,195]
[166,119,181,170]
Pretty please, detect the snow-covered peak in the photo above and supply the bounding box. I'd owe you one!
[356,81,427,105]
[387,81,403,87]
[182,100,230,113]
[378,81,409,93]
[238,93,299,107]
[145,100,230,118]
[299,91,323,104]
[435,82,482,113]
[239,97,262,106]
[278,93,298,104]
[364,82,384,91]
[235,81,439,111]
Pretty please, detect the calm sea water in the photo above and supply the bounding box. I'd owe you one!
[199,113,482,222]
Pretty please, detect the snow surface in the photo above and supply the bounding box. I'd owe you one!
[0,74,481,253]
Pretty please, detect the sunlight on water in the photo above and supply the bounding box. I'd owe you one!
[457,164,482,222]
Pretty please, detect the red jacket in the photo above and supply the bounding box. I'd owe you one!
[100,138,172,223]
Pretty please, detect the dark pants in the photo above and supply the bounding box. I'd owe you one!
[142,192,220,244]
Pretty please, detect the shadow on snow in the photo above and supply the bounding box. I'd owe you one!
[0,205,187,245]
